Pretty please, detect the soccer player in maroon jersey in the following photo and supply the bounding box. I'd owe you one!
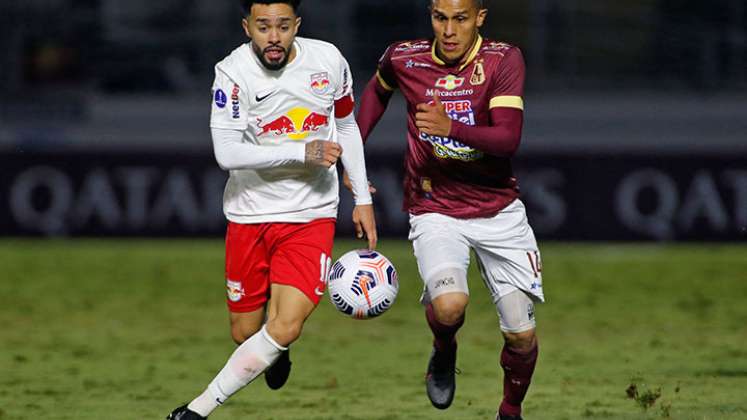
[355,0,544,419]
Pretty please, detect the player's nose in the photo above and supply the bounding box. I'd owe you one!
[444,20,456,36]
[268,29,281,43]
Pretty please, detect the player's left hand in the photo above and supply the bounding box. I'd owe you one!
[415,92,452,137]
[352,204,377,250]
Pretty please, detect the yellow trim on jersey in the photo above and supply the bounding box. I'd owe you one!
[490,96,524,110]
[431,35,483,71]
[376,70,395,91]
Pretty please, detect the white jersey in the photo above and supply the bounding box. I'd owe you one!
[211,37,355,224]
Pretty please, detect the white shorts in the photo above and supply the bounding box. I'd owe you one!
[408,199,545,304]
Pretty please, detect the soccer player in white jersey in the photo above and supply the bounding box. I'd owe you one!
[167,1,376,418]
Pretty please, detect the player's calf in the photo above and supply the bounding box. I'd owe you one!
[496,290,539,419]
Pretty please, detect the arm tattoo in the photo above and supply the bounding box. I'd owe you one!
[306,141,326,165]
[314,143,324,162]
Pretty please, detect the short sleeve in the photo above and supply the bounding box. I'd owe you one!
[375,45,398,91]
[334,54,354,101]
[210,68,250,130]
[488,48,526,111]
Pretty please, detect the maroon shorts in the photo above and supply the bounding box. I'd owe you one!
[224,218,335,313]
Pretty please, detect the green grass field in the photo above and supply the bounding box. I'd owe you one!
[1,240,746,420]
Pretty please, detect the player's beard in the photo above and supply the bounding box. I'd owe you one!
[253,42,290,71]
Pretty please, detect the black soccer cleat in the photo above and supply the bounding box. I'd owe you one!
[497,414,523,420]
[265,349,292,390]
[425,344,457,409]
[166,404,206,420]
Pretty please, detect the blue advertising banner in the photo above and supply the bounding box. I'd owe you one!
[1,152,745,241]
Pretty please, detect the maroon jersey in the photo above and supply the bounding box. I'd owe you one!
[376,37,525,219]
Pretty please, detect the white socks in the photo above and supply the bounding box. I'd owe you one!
[187,325,286,417]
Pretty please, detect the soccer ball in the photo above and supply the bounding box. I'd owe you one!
[328,249,399,319]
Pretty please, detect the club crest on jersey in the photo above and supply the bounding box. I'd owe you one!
[226,279,245,302]
[435,75,465,91]
[470,60,486,86]
[310,72,331,95]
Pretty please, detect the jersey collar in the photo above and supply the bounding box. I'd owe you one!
[431,35,483,72]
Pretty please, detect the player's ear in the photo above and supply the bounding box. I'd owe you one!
[242,17,251,38]
[293,16,302,35]
[476,8,488,28]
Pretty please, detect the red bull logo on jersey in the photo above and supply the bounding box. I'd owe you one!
[435,75,465,91]
[257,107,330,140]
[310,72,331,95]
[226,279,245,302]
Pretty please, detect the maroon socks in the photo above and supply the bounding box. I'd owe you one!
[425,303,464,353]
[499,340,539,417]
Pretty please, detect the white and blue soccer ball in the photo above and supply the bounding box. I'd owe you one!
[328,250,399,319]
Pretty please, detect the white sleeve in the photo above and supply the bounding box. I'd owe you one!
[334,54,354,101]
[336,114,372,205]
[212,128,305,171]
[210,67,249,130]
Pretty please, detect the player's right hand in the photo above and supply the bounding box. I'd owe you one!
[342,170,377,194]
[305,140,342,168]
[353,204,378,250]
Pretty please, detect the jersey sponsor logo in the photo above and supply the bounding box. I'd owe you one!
[310,72,331,95]
[483,41,512,52]
[419,132,483,161]
[406,59,432,69]
[256,107,329,140]
[433,100,476,125]
[341,68,350,95]
[226,279,245,302]
[230,84,240,119]
[394,41,430,52]
[419,100,482,161]
[470,60,486,86]
[435,74,465,91]
[214,89,227,108]
[426,88,474,97]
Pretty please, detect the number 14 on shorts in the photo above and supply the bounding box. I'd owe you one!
[526,251,542,278]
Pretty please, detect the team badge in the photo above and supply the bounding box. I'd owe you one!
[226,279,245,302]
[310,72,331,95]
[470,60,486,86]
[421,177,433,193]
[435,75,465,91]
[214,89,227,108]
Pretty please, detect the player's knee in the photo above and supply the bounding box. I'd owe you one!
[432,294,468,326]
[230,320,262,345]
[265,318,303,347]
[503,329,536,352]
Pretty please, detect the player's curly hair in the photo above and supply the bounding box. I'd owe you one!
[240,0,302,15]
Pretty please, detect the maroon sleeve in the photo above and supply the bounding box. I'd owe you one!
[376,45,398,91]
[449,108,522,157]
[356,75,394,143]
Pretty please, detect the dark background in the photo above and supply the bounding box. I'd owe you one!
[1,0,745,240]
